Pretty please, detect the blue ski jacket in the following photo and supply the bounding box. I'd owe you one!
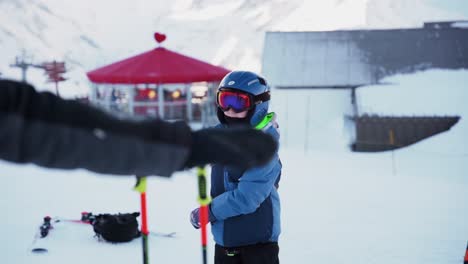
[209,121,281,247]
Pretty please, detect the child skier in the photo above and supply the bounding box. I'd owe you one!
[190,71,282,264]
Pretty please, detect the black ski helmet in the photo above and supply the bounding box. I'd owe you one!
[216,71,270,126]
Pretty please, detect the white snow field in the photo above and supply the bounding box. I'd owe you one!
[1,69,468,263]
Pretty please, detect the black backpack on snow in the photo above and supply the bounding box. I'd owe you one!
[92,212,141,242]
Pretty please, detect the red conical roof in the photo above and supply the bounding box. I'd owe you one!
[87,47,230,84]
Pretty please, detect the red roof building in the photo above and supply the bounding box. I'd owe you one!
[86,32,230,121]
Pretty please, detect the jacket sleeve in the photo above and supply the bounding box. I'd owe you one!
[0,80,191,176]
[209,155,280,220]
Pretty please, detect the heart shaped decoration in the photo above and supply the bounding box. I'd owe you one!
[154,32,166,43]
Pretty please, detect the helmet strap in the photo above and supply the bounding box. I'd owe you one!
[253,91,270,105]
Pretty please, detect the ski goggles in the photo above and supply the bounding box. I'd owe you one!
[216,89,270,113]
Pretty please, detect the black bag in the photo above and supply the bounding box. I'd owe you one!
[92,212,141,242]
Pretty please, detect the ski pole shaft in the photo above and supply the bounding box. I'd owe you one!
[135,176,149,264]
[200,205,208,263]
[197,166,210,264]
[140,192,149,236]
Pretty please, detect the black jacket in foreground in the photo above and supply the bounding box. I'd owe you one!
[0,80,191,176]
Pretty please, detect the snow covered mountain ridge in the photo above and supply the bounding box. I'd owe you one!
[0,0,466,97]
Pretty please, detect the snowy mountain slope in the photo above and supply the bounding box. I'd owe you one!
[366,0,468,29]
[0,0,302,97]
[272,0,369,31]
[2,0,467,97]
[0,0,102,93]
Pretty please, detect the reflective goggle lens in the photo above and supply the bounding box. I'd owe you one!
[217,90,252,112]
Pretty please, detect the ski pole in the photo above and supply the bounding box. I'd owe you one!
[135,176,149,264]
[197,166,210,264]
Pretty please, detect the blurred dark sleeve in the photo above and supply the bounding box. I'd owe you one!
[0,80,191,176]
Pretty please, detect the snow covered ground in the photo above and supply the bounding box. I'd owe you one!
[1,69,468,263]
[273,69,468,263]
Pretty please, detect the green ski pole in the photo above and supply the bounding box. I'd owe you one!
[197,166,210,264]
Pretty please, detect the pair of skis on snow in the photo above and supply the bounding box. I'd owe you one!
[30,212,176,254]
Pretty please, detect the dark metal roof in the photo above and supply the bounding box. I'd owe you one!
[263,22,468,88]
